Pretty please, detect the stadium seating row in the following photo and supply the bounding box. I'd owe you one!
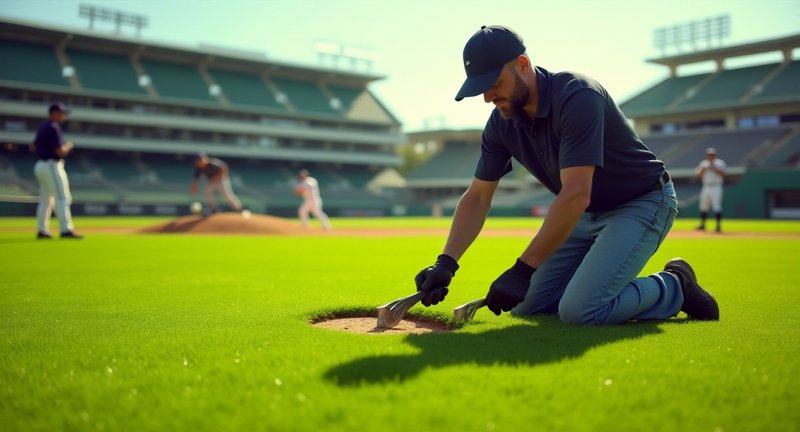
[0,40,371,119]
[0,147,384,209]
[406,126,799,186]
[621,61,800,115]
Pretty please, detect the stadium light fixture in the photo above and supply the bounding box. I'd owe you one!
[79,3,149,37]
[654,14,730,56]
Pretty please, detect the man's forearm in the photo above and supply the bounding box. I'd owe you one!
[442,191,492,261]
[520,189,587,268]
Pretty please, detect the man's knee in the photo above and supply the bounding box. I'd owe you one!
[558,299,604,325]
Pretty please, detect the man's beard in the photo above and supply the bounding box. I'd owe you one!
[496,73,529,119]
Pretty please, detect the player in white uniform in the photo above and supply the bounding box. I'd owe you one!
[294,169,331,230]
[695,147,726,233]
[33,102,82,239]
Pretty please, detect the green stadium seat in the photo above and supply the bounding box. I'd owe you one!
[406,145,480,180]
[0,40,68,87]
[208,68,286,111]
[765,131,800,166]
[271,77,339,115]
[140,59,217,103]
[620,73,708,115]
[326,84,363,111]
[750,61,800,103]
[677,64,776,109]
[66,48,146,95]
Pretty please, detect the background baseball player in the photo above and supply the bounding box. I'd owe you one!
[294,169,331,230]
[191,152,243,214]
[695,147,726,233]
[32,102,82,239]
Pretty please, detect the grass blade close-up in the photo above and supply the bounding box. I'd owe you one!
[1,217,799,431]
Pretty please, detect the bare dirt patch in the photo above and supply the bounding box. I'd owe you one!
[139,212,308,235]
[312,315,452,335]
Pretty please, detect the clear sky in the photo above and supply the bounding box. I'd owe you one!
[2,0,799,132]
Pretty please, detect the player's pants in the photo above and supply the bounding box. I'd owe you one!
[699,184,723,213]
[34,159,75,233]
[204,176,242,211]
[298,198,331,230]
[512,181,682,325]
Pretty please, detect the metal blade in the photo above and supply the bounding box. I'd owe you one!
[376,291,425,328]
[453,297,487,323]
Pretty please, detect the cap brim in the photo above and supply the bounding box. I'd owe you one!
[455,67,503,101]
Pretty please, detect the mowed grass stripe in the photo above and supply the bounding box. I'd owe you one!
[0,220,798,431]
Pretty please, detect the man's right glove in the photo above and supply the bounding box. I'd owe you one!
[486,258,536,315]
[414,254,459,307]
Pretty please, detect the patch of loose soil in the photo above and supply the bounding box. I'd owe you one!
[139,212,307,235]
[312,316,452,334]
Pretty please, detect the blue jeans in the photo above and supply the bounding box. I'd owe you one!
[512,181,682,325]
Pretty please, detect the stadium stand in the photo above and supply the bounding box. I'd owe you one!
[207,68,287,112]
[0,17,404,217]
[667,126,790,168]
[764,128,800,166]
[65,48,147,96]
[139,58,218,103]
[270,76,339,116]
[0,39,68,88]
[675,63,777,110]
[618,73,708,116]
[749,60,800,104]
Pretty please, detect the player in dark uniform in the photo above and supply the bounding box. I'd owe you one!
[414,26,719,324]
[191,153,243,214]
[32,102,82,239]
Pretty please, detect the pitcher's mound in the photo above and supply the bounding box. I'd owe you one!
[312,315,452,335]
[140,212,306,235]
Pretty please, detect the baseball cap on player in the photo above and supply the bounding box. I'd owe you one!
[48,102,70,114]
[706,147,717,155]
[455,25,526,102]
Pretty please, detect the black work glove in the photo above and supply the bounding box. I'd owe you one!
[415,254,459,307]
[486,259,536,315]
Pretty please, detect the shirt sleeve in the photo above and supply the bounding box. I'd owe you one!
[557,89,605,169]
[474,114,513,181]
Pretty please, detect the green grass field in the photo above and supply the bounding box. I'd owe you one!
[1,217,799,431]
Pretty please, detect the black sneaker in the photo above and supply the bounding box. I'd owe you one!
[60,231,84,239]
[664,258,719,320]
[37,231,52,239]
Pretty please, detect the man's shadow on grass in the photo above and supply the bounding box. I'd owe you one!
[323,317,665,386]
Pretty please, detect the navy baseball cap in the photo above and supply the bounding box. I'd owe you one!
[455,25,526,101]
[48,102,70,114]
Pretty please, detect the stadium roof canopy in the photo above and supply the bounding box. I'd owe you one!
[0,16,385,85]
[647,32,800,72]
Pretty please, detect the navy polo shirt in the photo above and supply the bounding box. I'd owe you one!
[476,66,666,212]
[34,121,64,160]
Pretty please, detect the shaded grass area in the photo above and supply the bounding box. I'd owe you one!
[0,219,798,431]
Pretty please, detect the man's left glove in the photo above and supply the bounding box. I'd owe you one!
[415,254,459,307]
[486,259,536,315]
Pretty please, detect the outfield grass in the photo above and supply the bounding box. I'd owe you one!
[1,217,798,431]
